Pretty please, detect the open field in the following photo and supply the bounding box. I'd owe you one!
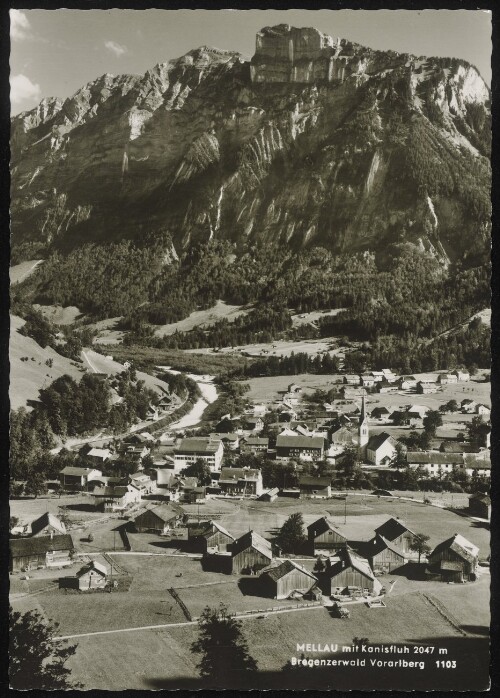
[187,337,348,359]
[33,304,83,326]
[90,317,125,345]
[10,315,85,410]
[10,259,43,285]
[154,300,252,337]
[81,349,171,396]
[291,308,346,328]
[107,344,246,376]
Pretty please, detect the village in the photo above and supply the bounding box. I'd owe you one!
[9,357,491,689]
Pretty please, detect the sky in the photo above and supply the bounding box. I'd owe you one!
[10,9,492,115]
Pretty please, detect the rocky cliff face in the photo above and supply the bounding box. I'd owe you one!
[11,25,490,267]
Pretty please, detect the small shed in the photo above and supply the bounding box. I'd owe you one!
[318,547,382,596]
[468,494,491,520]
[30,512,66,538]
[259,488,279,502]
[373,518,416,555]
[190,521,235,553]
[368,534,407,574]
[231,530,272,574]
[428,533,479,582]
[76,560,108,590]
[260,559,318,599]
[133,503,185,534]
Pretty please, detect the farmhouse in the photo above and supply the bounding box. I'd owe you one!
[318,547,382,596]
[241,436,269,454]
[373,518,415,555]
[276,434,325,461]
[231,530,273,574]
[343,375,361,385]
[190,521,235,553]
[406,452,465,477]
[299,476,332,499]
[174,437,224,472]
[417,381,439,394]
[218,467,263,497]
[307,517,347,554]
[30,512,66,537]
[370,406,391,420]
[242,417,265,432]
[453,369,470,381]
[260,559,318,599]
[10,534,74,572]
[330,425,357,446]
[475,404,491,417]
[360,375,376,387]
[365,432,399,465]
[92,484,141,511]
[259,487,280,502]
[461,399,477,413]
[211,433,240,450]
[397,376,417,390]
[428,534,479,582]
[133,503,185,534]
[76,560,107,590]
[468,493,491,520]
[464,456,491,479]
[368,534,407,574]
[85,448,113,464]
[438,373,458,385]
[129,471,154,494]
[60,466,102,491]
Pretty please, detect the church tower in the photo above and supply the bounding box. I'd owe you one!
[358,395,369,459]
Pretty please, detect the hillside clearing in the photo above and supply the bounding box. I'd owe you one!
[33,304,84,326]
[154,300,252,337]
[10,259,43,285]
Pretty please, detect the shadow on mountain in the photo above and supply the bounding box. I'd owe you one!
[144,636,489,691]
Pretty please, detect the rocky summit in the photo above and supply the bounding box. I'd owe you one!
[11,25,490,266]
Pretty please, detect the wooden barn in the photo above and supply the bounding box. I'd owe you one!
[259,559,318,600]
[10,534,74,573]
[307,517,348,555]
[189,521,235,553]
[231,530,272,574]
[368,534,407,574]
[76,560,107,590]
[373,518,416,555]
[29,512,66,537]
[133,503,185,534]
[318,547,382,596]
[468,493,491,520]
[428,534,479,582]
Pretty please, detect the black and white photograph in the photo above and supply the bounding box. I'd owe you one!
[8,5,493,691]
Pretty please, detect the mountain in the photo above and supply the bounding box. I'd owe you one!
[11,24,491,321]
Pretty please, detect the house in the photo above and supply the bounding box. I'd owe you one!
[259,487,279,502]
[475,404,491,417]
[217,468,263,497]
[453,369,470,382]
[60,467,102,491]
[438,373,458,385]
[417,381,439,394]
[307,517,347,555]
[368,535,407,574]
[330,425,357,446]
[124,445,151,463]
[376,382,399,395]
[76,560,107,590]
[406,404,430,421]
[242,417,264,432]
[85,448,113,464]
[174,437,224,472]
[397,376,417,390]
[87,475,126,492]
[461,399,477,414]
[373,518,416,555]
[428,534,479,582]
[464,456,491,479]
[30,512,66,538]
[365,432,399,465]
[231,530,272,574]
[343,375,361,385]
[241,436,269,454]
[10,534,74,572]
[259,560,318,600]
[360,375,376,388]
[276,434,325,461]
[133,503,185,534]
[370,371,385,382]
[406,451,465,477]
[210,433,240,451]
[370,406,390,420]
[299,476,332,499]
[125,432,156,445]
[92,484,141,512]
[190,521,235,553]
[129,471,154,494]
[318,547,382,596]
[468,493,491,520]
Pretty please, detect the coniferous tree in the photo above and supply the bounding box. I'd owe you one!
[277,512,306,554]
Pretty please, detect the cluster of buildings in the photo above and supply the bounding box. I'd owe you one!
[342,368,471,396]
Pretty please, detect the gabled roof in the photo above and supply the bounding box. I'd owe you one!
[276,435,324,449]
[93,485,135,498]
[77,560,107,577]
[431,534,479,564]
[136,503,184,522]
[374,517,415,541]
[175,438,222,454]
[370,534,406,559]
[299,476,331,488]
[366,432,397,452]
[87,448,112,459]
[232,530,272,559]
[30,512,66,536]
[219,468,261,482]
[307,517,346,539]
[10,534,74,557]
[327,547,375,581]
[406,452,464,465]
[261,559,317,583]
[201,521,234,541]
[60,466,97,476]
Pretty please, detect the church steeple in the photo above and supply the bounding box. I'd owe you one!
[358,395,369,454]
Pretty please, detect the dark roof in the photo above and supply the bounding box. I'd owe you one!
[10,534,74,557]
[469,494,491,504]
[276,435,324,449]
[219,467,261,482]
[175,438,221,454]
[439,442,471,454]
[30,512,66,536]
[307,517,346,539]
[201,521,234,541]
[370,534,406,559]
[374,518,415,541]
[60,466,97,476]
[299,476,331,488]
[406,452,464,465]
[232,530,272,559]
[261,559,317,583]
[244,437,269,445]
[430,534,479,564]
[135,503,184,523]
[366,432,397,451]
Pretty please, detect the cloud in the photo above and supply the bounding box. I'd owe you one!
[10,9,31,41]
[11,74,41,105]
[104,40,127,57]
